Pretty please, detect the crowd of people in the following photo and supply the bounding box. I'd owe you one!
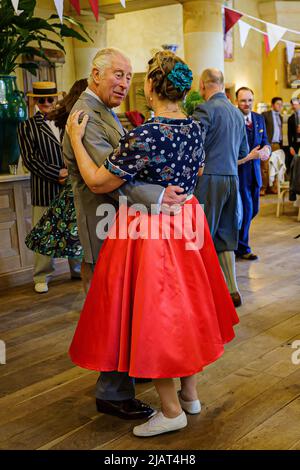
[17,47,300,438]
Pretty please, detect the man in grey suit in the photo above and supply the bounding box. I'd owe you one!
[64,47,186,420]
[193,69,249,308]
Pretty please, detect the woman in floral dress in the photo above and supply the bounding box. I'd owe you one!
[67,52,239,437]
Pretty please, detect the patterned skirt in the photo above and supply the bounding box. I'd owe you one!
[25,180,83,260]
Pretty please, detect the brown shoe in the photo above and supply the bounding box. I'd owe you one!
[96,398,155,420]
[240,253,258,261]
[260,189,266,196]
[230,292,242,308]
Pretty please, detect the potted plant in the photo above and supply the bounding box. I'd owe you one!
[182,90,205,116]
[0,0,91,173]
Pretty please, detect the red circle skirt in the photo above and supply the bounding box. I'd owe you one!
[69,197,239,378]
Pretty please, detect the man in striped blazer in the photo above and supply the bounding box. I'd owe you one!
[18,81,81,293]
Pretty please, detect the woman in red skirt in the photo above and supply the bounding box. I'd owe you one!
[66,51,239,437]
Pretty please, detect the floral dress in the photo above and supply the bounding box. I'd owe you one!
[25,179,83,260]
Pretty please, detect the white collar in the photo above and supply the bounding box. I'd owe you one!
[85,88,117,115]
[85,87,102,103]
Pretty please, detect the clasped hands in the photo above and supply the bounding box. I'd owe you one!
[237,144,271,167]
[161,186,187,215]
[246,145,270,163]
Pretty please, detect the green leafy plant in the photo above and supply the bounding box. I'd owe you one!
[0,0,92,75]
[182,90,205,116]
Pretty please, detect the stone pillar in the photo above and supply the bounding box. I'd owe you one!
[72,14,108,79]
[183,0,224,90]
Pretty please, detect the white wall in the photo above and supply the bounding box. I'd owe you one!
[224,0,263,103]
[107,4,184,73]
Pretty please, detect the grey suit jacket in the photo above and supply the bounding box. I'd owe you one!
[193,92,249,176]
[63,91,164,263]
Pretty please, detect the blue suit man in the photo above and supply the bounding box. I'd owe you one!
[235,87,270,259]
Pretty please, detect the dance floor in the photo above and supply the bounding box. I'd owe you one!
[1,195,300,450]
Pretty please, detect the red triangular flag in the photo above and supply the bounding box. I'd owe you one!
[89,0,99,21]
[70,0,80,15]
[224,7,243,34]
[264,34,270,55]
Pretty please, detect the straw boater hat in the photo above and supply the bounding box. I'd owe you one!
[27,81,59,97]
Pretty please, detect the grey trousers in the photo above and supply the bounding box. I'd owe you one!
[32,206,81,284]
[84,261,135,401]
[194,175,239,252]
[96,371,135,401]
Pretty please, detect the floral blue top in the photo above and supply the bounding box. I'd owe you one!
[103,117,206,195]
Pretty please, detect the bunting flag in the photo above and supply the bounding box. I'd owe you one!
[120,0,126,7]
[263,34,270,56]
[11,0,23,15]
[286,41,296,64]
[238,20,252,48]
[223,5,299,57]
[224,5,300,36]
[54,0,64,22]
[266,23,287,51]
[224,7,243,34]
[70,0,81,15]
[88,0,99,21]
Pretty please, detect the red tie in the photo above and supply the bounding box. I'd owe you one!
[246,116,253,129]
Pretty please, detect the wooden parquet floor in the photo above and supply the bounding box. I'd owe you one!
[1,196,300,450]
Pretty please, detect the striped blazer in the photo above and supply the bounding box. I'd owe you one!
[18,112,64,206]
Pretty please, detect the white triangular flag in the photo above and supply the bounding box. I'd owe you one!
[266,23,287,51]
[286,41,296,64]
[11,0,23,15]
[54,0,64,23]
[120,0,126,7]
[238,20,252,48]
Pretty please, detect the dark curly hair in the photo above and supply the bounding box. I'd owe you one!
[147,51,191,102]
[47,78,88,130]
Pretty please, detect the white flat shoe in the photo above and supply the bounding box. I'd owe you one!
[34,282,48,293]
[178,391,201,415]
[133,411,187,437]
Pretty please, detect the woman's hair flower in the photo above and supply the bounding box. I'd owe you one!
[167,63,193,92]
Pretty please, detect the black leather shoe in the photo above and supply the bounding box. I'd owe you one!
[134,378,152,383]
[96,398,155,420]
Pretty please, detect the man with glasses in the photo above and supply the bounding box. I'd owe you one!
[18,81,81,293]
[235,87,270,261]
